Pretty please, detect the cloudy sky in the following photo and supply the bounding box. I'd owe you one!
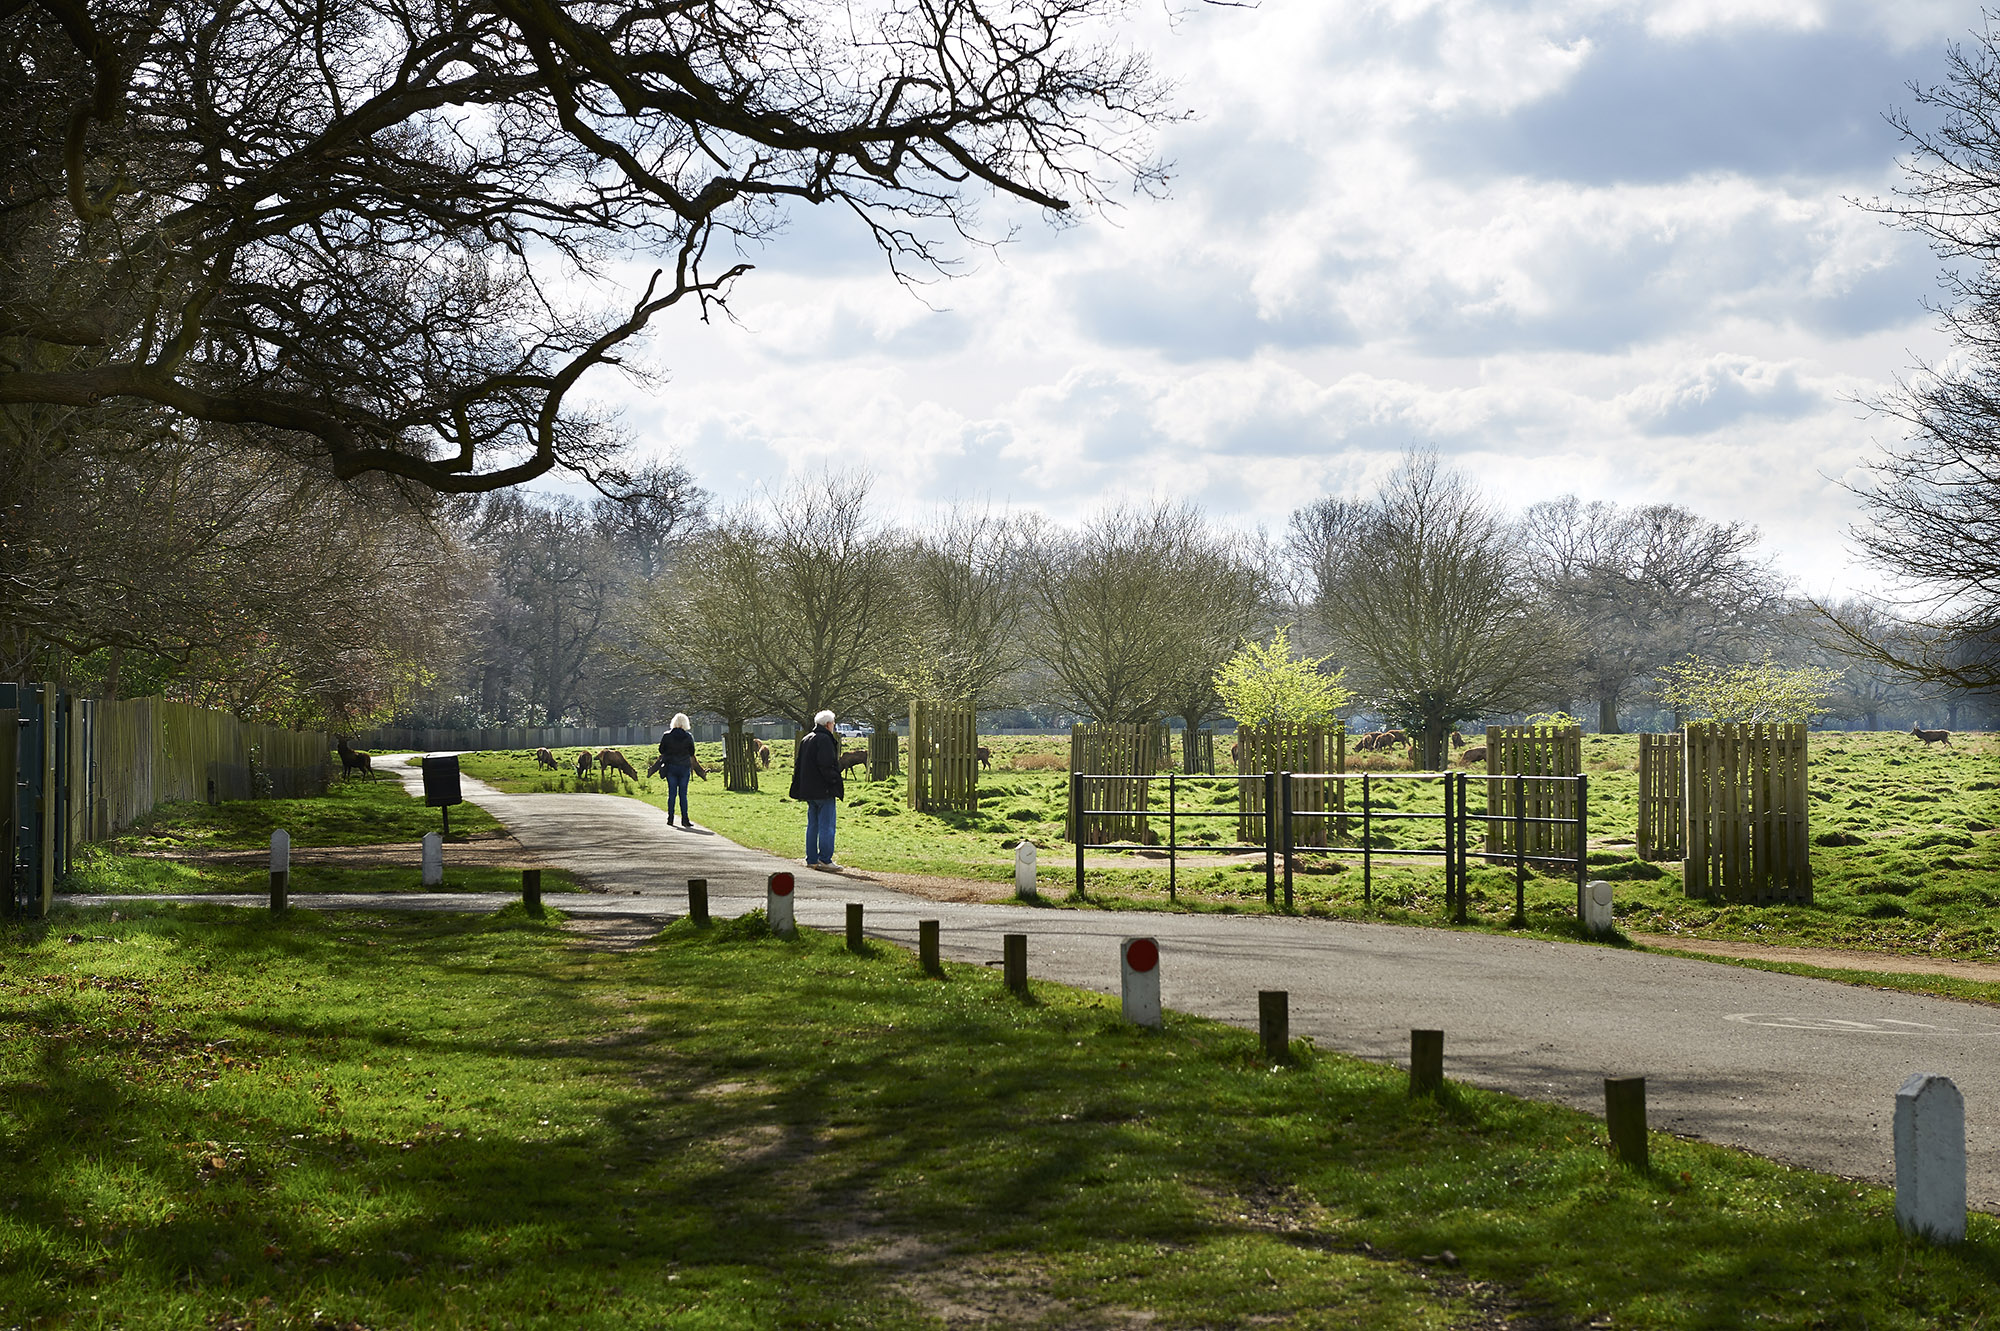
[607,0,1970,598]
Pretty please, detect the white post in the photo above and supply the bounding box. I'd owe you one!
[1895,1072,1966,1243]
[1120,937,1162,1028]
[269,829,290,877]
[767,871,796,938]
[1014,839,1038,899]
[1582,880,1615,936]
[421,831,443,887]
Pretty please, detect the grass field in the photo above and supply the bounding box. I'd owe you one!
[5,902,1997,1329]
[453,731,2000,958]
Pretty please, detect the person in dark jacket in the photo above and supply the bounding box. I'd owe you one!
[787,709,845,868]
[658,713,698,828]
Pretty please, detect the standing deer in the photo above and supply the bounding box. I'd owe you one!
[1911,725,1953,745]
[337,737,373,779]
[574,750,594,777]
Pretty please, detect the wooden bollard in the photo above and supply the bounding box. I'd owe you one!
[1259,990,1289,1062]
[522,868,542,914]
[269,870,288,913]
[1605,1076,1649,1169]
[1003,933,1028,995]
[269,828,290,912]
[687,877,709,927]
[919,920,942,976]
[846,902,865,952]
[1409,1029,1444,1097]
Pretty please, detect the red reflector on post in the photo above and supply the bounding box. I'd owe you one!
[1125,938,1159,973]
[769,871,794,896]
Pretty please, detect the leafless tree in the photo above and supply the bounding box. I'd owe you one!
[1305,452,1577,770]
[1515,496,1785,731]
[2,0,1173,494]
[1843,26,2000,689]
[873,506,1032,718]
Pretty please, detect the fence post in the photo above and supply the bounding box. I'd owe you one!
[1575,774,1590,919]
[1512,772,1528,928]
[1361,773,1372,904]
[1263,771,1276,905]
[1259,990,1289,1062]
[1605,1077,1649,1169]
[1003,933,1028,995]
[1410,1029,1444,1096]
[1454,772,1470,924]
[1167,774,1177,904]
[1280,772,1294,911]
[919,919,942,976]
[686,877,707,926]
[846,902,865,953]
[523,868,543,915]
[1072,771,1086,899]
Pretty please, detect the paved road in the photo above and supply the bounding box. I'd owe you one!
[84,759,2000,1208]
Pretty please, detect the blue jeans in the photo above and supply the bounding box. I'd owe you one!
[663,761,691,822]
[806,799,837,865]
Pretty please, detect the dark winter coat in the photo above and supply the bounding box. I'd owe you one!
[788,726,845,802]
[658,728,696,765]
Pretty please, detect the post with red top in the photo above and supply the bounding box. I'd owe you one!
[1121,937,1162,1028]
[767,871,796,938]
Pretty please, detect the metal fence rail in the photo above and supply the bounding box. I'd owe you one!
[1070,768,1591,925]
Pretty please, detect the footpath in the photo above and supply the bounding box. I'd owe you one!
[70,758,2000,1210]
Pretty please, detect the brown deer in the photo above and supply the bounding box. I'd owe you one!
[1460,745,1488,765]
[337,737,373,779]
[598,748,639,778]
[574,750,593,777]
[752,738,771,769]
[1911,725,1952,745]
[840,749,870,771]
[976,745,992,768]
[534,747,559,770]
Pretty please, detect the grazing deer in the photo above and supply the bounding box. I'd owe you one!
[534,747,559,770]
[574,750,593,777]
[598,748,639,778]
[337,737,373,779]
[752,738,771,769]
[1911,725,1952,745]
[840,749,870,771]
[1461,745,1488,765]
[649,754,711,780]
[976,745,992,769]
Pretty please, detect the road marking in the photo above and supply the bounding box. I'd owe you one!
[1726,1012,2000,1036]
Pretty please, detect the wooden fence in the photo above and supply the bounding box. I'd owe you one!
[1482,724,1581,860]
[722,725,760,792]
[89,698,329,840]
[909,700,979,813]
[1067,722,1160,843]
[1181,728,1217,775]
[867,728,900,782]
[1682,722,1811,903]
[1637,733,1684,860]
[1235,723,1346,847]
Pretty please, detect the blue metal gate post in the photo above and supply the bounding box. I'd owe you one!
[1361,773,1372,905]
[1511,772,1528,928]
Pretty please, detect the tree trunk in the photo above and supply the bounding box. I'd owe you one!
[1598,692,1621,734]
[1948,702,1961,728]
[1417,717,1448,772]
[1864,710,1878,730]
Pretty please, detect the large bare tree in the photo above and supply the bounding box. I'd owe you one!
[2,0,1171,495]
[1304,453,1576,769]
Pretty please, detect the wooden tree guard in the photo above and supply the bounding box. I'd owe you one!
[908,700,978,813]
[1236,723,1346,847]
[1483,725,1581,862]
[867,726,900,782]
[1682,722,1811,904]
[1182,728,1216,775]
[723,725,759,792]
[1066,722,1160,844]
[1637,733,1684,860]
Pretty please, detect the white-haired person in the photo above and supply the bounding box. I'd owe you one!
[787,709,845,868]
[657,713,698,828]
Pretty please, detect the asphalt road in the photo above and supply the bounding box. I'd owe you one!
[85,758,2000,1208]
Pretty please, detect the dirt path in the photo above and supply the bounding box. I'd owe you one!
[1632,933,2000,983]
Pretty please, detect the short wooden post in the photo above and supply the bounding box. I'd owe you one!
[1605,1076,1649,1169]
[1259,990,1289,1062]
[269,869,288,912]
[1003,933,1028,995]
[919,919,942,976]
[686,877,708,927]
[846,902,865,952]
[1409,1029,1443,1096]
[269,828,289,912]
[522,868,542,915]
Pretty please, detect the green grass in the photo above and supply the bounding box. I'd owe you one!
[3,903,1996,1329]
[62,846,583,896]
[455,732,2000,959]
[112,776,503,852]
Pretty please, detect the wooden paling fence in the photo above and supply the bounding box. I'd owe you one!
[909,700,979,813]
[353,723,667,751]
[1067,722,1160,844]
[1682,722,1811,903]
[867,727,900,782]
[1236,723,1346,847]
[1637,733,1684,860]
[90,698,329,840]
[723,726,760,792]
[1182,728,1217,775]
[1482,725,1581,861]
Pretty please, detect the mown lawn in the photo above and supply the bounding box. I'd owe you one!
[111,777,504,853]
[454,731,2000,959]
[4,903,1997,1329]
[63,849,584,897]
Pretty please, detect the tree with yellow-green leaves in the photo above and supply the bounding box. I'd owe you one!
[1214,627,1352,731]
[1655,656,1844,725]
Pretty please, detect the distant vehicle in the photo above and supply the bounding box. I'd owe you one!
[836,723,873,738]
